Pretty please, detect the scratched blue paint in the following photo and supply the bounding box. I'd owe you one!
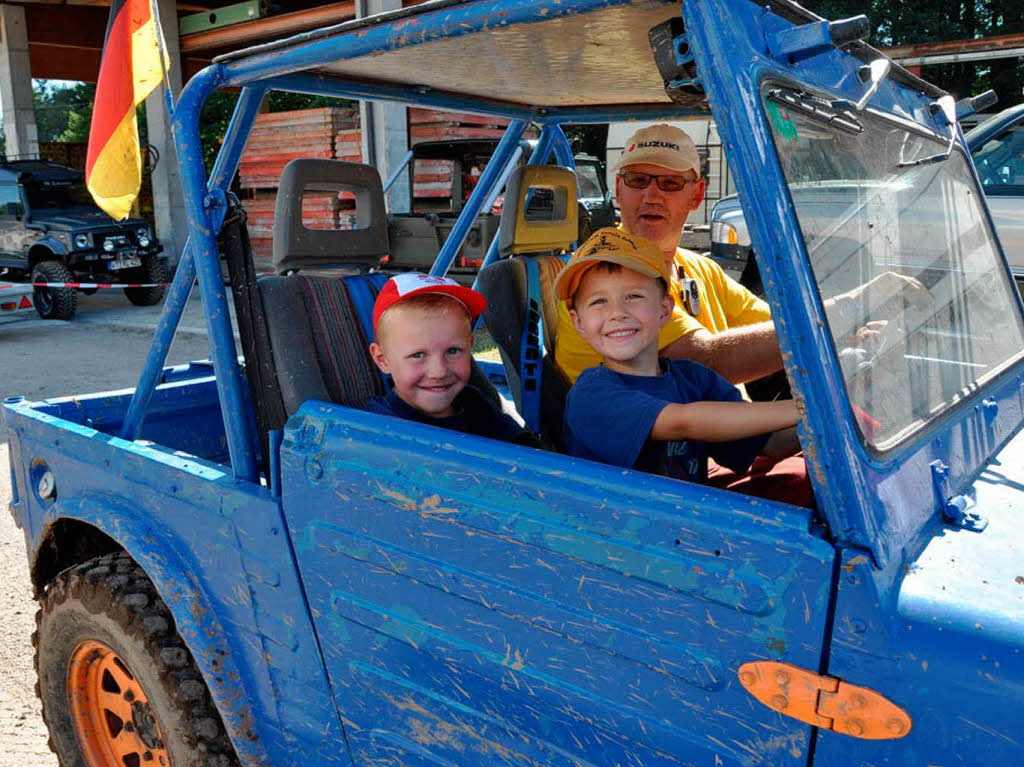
[280,403,834,764]
[3,384,349,765]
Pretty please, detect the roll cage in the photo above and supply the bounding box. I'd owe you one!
[119,0,1024,568]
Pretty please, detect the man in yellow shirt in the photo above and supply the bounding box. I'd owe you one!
[555,124,782,384]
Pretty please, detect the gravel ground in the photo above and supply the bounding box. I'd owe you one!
[0,291,214,765]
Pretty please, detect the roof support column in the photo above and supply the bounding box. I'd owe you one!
[145,0,189,268]
[356,0,410,214]
[0,4,39,160]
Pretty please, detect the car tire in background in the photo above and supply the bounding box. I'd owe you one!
[31,260,78,321]
[123,256,169,307]
[34,552,241,767]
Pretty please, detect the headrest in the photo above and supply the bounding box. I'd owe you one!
[273,159,389,273]
[498,165,578,257]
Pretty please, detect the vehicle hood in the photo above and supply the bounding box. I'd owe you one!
[30,209,147,231]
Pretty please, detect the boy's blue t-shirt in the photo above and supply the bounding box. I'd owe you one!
[366,385,537,446]
[564,358,768,483]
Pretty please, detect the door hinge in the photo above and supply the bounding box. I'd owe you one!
[738,661,911,739]
[930,460,987,531]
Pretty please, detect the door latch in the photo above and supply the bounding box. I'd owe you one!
[738,661,911,739]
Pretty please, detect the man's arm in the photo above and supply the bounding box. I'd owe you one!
[660,321,782,384]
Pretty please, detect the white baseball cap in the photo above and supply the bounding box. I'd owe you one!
[613,124,701,175]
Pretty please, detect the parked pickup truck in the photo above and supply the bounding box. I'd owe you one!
[387,138,616,283]
[5,1,1024,765]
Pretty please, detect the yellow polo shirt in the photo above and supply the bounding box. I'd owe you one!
[554,248,771,383]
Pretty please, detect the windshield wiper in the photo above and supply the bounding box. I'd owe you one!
[766,89,863,135]
[897,95,958,168]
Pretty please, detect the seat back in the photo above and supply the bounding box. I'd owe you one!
[260,272,389,416]
[273,159,389,274]
[252,159,500,432]
[478,165,578,446]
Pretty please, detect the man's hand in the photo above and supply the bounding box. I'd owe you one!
[825,271,933,343]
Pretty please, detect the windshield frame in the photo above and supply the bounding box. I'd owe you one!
[681,0,1024,566]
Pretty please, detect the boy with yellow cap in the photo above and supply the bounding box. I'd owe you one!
[556,228,800,485]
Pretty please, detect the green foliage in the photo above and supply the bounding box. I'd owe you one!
[33,81,96,143]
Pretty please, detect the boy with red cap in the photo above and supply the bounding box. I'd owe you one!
[557,228,801,485]
[367,272,538,445]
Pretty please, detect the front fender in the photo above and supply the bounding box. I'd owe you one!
[6,397,347,765]
[29,237,70,259]
[34,496,278,766]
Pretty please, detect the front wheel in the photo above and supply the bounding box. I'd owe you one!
[32,260,77,320]
[34,552,240,767]
[123,257,169,307]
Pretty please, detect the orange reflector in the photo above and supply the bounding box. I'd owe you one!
[1,302,15,311]
[738,661,911,739]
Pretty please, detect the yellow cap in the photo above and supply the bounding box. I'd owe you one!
[554,227,672,301]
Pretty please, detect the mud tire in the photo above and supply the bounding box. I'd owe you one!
[34,552,240,767]
[32,260,78,320]
[123,257,169,306]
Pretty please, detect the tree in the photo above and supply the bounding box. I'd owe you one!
[812,0,1024,106]
[33,81,96,143]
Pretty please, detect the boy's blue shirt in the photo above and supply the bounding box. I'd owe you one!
[564,358,768,483]
[366,385,537,446]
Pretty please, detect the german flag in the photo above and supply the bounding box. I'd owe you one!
[86,0,167,220]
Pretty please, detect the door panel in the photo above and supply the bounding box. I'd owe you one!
[282,406,834,765]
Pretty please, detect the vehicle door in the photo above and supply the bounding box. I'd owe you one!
[280,408,833,766]
[970,115,1024,278]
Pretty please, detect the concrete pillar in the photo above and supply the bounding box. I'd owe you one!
[0,4,39,160]
[357,0,410,213]
[145,0,188,268]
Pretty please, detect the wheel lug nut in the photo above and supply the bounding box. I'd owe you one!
[124,722,134,733]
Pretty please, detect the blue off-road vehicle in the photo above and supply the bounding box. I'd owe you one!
[4,0,1024,765]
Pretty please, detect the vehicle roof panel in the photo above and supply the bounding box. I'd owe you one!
[219,0,686,111]
[315,1,679,108]
[215,0,943,115]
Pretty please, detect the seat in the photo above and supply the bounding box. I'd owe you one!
[477,165,579,448]
[225,158,502,473]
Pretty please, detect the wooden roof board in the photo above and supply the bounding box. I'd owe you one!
[217,0,685,111]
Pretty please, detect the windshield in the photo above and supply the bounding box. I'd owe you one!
[763,85,1024,449]
[576,161,605,199]
[25,181,95,211]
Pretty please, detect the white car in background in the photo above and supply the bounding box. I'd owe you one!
[710,103,1024,291]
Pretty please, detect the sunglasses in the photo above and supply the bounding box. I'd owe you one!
[618,170,697,192]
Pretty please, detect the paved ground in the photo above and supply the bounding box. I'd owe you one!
[0,290,216,766]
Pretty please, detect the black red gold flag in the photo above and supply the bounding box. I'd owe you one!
[86,0,167,220]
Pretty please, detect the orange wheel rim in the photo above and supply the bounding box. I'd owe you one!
[68,640,172,767]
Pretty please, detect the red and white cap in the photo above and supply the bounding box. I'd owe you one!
[372,272,488,333]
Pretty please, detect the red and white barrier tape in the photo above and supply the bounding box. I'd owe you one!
[29,282,171,289]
